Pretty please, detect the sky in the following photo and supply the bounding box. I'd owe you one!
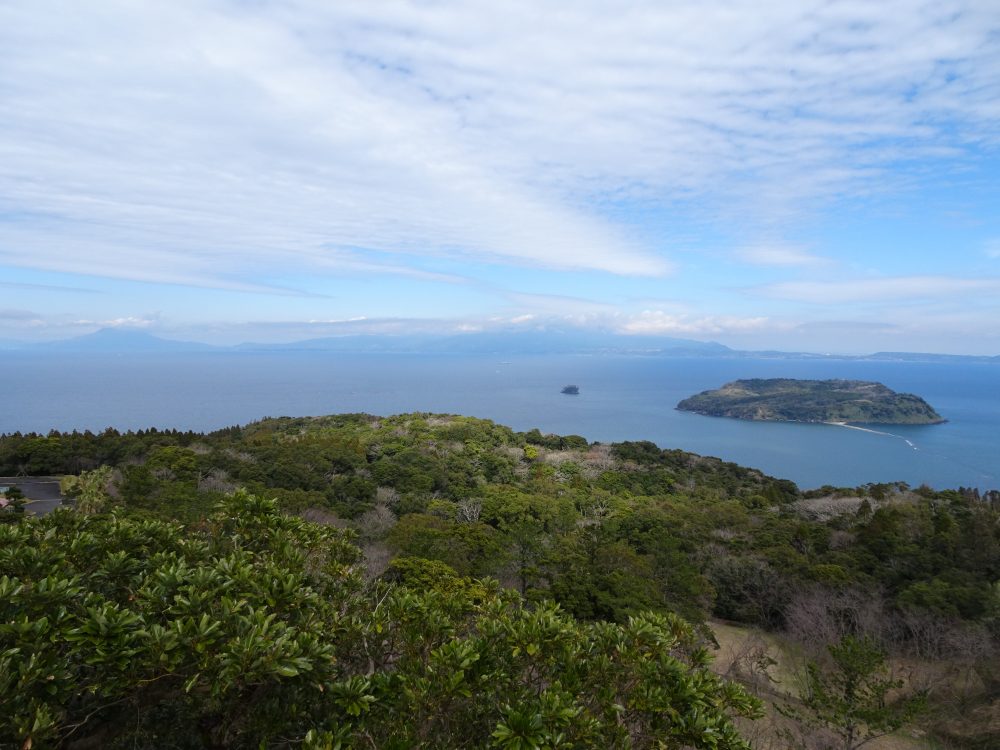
[2,0,1000,354]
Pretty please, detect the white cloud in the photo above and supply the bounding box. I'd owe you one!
[986,239,1000,259]
[757,275,1000,303]
[503,291,617,316]
[0,1,667,283]
[103,316,159,329]
[619,310,770,336]
[0,309,45,325]
[737,245,829,266]
[307,317,368,325]
[68,315,160,329]
[1,1,997,289]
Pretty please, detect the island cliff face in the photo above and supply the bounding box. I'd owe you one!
[677,378,945,425]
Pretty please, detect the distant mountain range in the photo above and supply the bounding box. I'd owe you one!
[234,330,732,356]
[15,328,220,353]
[2,328,729,356]
[2,327,998,362]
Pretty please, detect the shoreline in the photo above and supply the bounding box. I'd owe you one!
[678,408,945,428]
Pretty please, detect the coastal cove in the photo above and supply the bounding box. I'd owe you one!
[3,351,998,491]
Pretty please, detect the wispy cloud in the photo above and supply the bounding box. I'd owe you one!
[503,291,617,317]
[794,320,901,335]
[737,244,829,267]
[757,275,1000,303]
[0,280,100,294]
[0,308,45,324]
[1,1,997,290]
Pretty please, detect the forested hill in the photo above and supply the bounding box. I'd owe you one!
[2,413,999,748]
[677,378,944,424]
[1,413,799,530]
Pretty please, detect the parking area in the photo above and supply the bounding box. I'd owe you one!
[0,476,65,515]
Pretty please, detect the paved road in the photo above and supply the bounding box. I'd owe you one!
[0,476,65,516]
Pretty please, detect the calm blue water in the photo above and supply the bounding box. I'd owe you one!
[2,352,997,491]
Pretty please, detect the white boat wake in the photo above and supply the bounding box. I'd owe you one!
[825,422,919,450]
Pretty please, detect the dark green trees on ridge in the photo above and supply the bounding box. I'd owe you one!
[2,412,999,747]
[0,493,760,749]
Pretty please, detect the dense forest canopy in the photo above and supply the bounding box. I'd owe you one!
[2,413,998,748]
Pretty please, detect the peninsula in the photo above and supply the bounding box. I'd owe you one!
[677,378,944,425]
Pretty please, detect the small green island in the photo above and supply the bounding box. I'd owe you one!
[677,378,945,425]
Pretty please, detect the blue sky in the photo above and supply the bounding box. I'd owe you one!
[2,0,999,353]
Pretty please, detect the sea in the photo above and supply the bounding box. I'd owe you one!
[2,352,998,492]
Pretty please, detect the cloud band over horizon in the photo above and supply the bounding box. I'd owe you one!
[1,0,999,353]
